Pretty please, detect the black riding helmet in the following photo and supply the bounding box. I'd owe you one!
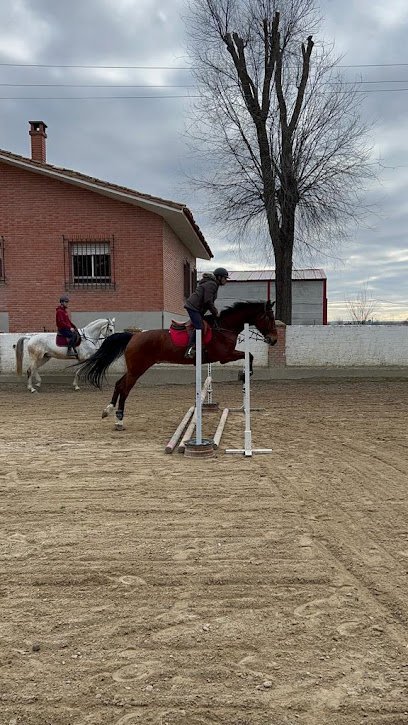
[60,295,69,303]
[213,267,229,278]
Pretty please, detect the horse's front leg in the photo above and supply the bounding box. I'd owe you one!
[73,344,92,391]
[238,352,254,382]
[218,348,248,382]
[73,370,80,391]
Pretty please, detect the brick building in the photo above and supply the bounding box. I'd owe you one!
[0,121,213,332]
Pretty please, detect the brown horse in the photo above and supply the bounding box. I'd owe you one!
[78,301,278,429]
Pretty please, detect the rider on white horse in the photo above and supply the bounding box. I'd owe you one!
[56,295,79,358]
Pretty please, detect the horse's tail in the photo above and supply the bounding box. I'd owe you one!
[15,336,29,376]
[78,332,133,388]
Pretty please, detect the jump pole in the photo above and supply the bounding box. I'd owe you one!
[177,376,212,454]
[225,323,272,457]
[183,329,214,458]
[212,408,229,450]
[165,406,194,454]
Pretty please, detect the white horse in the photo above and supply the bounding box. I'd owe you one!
[15,318,115,392]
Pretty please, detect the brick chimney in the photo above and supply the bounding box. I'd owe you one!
[29,121,47,163]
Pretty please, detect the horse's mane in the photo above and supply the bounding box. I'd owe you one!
[218,300,266,320]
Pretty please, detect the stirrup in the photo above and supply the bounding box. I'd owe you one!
[184,346,196,359]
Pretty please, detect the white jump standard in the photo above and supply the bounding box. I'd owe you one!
[184,329,215,457]
[226,323,272,457]
[164,331,229,455]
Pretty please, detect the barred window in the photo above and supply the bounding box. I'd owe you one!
[0,236,5,283]
[63,236,115,289]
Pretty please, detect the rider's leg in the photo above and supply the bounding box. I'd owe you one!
[185,309,203,358]
[59,328,76,356]
[66,330,78,357]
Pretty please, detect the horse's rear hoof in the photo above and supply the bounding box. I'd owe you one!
[114,424,124,431]
[102,404,114,418]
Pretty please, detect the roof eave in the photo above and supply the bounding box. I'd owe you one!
[0,152,212,261]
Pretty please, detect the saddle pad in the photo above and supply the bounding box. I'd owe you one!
[170,320,188,331]
[56,333,82,347]
[169,325,212,348]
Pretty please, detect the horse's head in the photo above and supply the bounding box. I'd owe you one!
[103,318,115,338]
[218,301,279,345]
[254,301,278,346]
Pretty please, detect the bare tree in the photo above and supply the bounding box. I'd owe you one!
[346,285,377,325]
[185,0,373,323]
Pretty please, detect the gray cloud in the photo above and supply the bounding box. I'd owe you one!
[0,0,407,320]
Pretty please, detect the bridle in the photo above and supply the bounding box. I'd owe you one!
[79,319,114,346]
[210,303,276,344]
[237,309,276,344]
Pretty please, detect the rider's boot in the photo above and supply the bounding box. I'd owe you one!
[184,345,196,359]
[184,329,196,359]
[67,346,77,358]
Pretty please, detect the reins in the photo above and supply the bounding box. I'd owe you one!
[78,321,113,346]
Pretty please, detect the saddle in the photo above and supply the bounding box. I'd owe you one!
[56,330,82,348]
[169,319,213,348]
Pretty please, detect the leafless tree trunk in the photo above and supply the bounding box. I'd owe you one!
[185,0,373,323]
[346,285,377,324]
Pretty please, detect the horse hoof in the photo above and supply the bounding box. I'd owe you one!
[114,424,124,431]
[30,388,37,394]
[102,404,114,418]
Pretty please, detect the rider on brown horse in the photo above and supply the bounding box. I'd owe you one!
[184,267,229,359]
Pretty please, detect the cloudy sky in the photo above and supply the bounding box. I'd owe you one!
[0,0,407,321]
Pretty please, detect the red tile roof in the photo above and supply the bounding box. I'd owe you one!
[0,147,213,259]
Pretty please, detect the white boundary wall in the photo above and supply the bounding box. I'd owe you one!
[1,326,407,375]
[286,325,408,366]
[0,330,269,375]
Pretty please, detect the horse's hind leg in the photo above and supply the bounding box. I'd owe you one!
[27,358,38,393]
[27,355,48,392]
[33,356,48,388]
[101,374,126,418]
[114,372,138,430]
[238,352,254,383]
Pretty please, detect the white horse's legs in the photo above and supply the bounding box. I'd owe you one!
[73,370,80,391]
[27,364,37,393]
[27,355,48,392]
